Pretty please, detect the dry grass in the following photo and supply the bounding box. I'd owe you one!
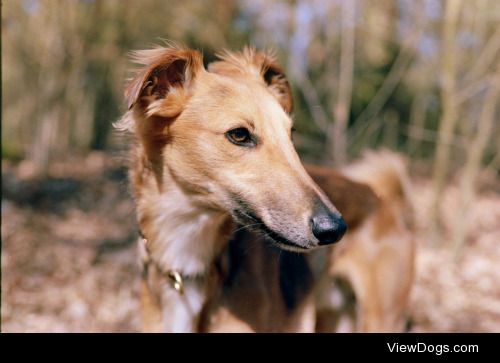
[2,153,499,332]
[2,152,140,332]
[409,177,500,332]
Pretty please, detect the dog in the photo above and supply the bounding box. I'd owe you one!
[116,45,347,332]
[206,162,383,332]
[313,150,416,332]
[204,152,414,333]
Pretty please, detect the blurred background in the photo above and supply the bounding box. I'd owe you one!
[2,0,499,332]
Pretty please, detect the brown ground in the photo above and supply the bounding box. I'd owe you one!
[2,152,499,332]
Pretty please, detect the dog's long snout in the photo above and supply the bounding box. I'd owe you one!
[311,202,347,245]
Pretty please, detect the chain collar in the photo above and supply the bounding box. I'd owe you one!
[139,231,185,295]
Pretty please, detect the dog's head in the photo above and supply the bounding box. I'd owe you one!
[121,45,346,251]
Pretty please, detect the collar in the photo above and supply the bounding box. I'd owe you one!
[139,230,185,295]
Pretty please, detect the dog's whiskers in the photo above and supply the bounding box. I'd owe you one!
[233,222,265,234]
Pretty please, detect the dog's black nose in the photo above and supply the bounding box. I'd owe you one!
[311,205,347,245]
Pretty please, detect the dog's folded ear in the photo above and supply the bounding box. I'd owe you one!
[209,47,293,113]
[125,46,204,118]
[262,60,293,114]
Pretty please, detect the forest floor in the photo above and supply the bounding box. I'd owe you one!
[2,152,499,332]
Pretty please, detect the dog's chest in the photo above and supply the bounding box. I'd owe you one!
[141,184,228,276]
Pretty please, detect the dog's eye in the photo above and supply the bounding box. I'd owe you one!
[225,127,255,147]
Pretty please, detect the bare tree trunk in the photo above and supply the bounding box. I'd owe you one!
[331,0,355,166]
[453,66,500,260]
[429,0,462,245]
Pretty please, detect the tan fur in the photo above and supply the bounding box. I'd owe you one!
[197,164,388,333]
[118,45,346,332]
[209,47,293,113]
[119,43,412,333]
[314,150,416,332]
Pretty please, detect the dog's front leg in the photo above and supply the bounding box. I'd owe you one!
[161,280,206,333]
[140,269,206,333]
[140,275,164,333]
[139,241,207,332]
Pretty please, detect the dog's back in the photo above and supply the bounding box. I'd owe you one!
[208,161,396,332]
[314,150,416,332]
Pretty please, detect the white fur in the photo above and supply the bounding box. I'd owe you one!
[161,281,206,332]
[139,170,228,332]
[142,176,228,277]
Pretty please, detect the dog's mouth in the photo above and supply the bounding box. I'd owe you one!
[232,208,312,252]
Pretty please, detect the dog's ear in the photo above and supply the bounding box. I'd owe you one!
[125,46,204,118]
[261,60,293,114]
[209,47,293,113]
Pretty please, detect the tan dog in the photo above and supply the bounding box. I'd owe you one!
[206,164,382,332]
[205,155,414,333]
[313,150,416,332]
[116,45,347,332]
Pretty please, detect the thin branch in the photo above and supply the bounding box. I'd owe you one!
[330,0,355,166]
[456,75,490,104]
[453,67,500,260]
[429,0,463,245]
[407,93,428,158]
[297,74,331,132]
[404,125,467,148]
[348,0,424,145]
[462,26,500,85]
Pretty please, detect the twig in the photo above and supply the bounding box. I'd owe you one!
[297,75,331,133]
[330,0,355,166]
[429,0,463,246]
[348,0,424,146]
[462,26,500,85]
[453,67,500,261]
[403,125,466,148]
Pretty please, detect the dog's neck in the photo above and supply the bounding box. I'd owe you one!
[136,165,231,277]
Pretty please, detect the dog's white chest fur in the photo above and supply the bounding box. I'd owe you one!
[139,176,228,332]
[143,180,227,277]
